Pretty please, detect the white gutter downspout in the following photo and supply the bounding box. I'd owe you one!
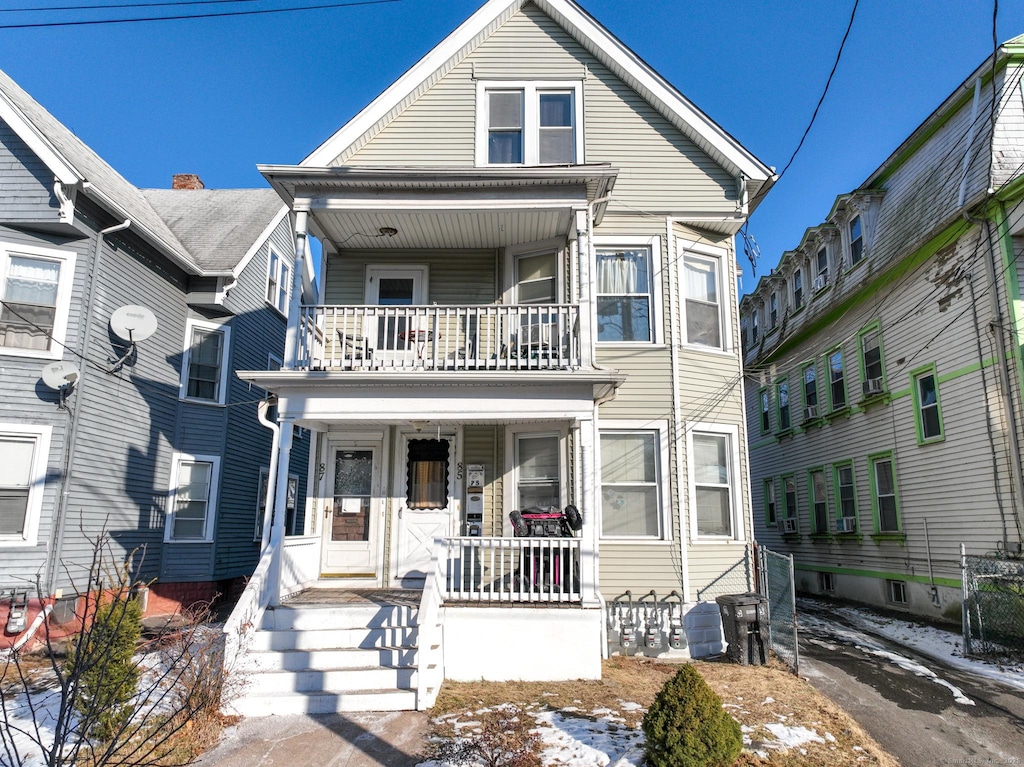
[666,217,692,604]
[257,399,281,554]
[47,218,131,595]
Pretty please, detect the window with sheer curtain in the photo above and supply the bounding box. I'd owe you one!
[596,248,651,342]
[600,431,661,538]
[407,439,449,510]
[683,255,722,348]
[1,254,62,352]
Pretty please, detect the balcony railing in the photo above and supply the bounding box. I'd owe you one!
[299,304,580,371]
[440,536,582,603]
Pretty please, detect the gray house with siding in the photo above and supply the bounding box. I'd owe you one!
[222,0,776,715]
[0,68,310,643]
[740,36,1024,619]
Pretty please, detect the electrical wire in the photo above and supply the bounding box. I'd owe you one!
[0,0,400,30]
[3,0,261,13]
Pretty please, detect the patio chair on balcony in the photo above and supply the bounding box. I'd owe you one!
[336,330,372,369]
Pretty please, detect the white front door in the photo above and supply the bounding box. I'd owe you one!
[321,442,384,583]
[365,265,428,363]
[392,433,456,587]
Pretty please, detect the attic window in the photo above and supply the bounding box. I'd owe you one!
[849,216,864,266]
[477,81,583,166]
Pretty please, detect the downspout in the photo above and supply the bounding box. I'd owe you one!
[666,217,691,603]
[46,218,131,595]
[257,399,281,553]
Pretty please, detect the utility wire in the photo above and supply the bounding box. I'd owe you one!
[0,0,400,29]
[3,0,260,13]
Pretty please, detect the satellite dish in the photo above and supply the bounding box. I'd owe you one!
[110,305,158,343]
[41,361,81,391]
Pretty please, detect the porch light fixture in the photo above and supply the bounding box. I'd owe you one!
[378,226,398,237]
[411,420,428,432]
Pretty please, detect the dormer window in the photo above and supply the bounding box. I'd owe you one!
[815,247,829,289]
[751,308,759,342]
[792,269,803,310]
[477,82,583,166]
[769,293,778,328]
[849,215,864,266]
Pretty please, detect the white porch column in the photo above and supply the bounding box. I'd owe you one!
[575,208,595,369]
[578,411,600,605]
[269,415,295,606]
[283,209,309,370]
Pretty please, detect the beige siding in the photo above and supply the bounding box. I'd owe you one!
[463,425,503,536]
[344,5,735,215]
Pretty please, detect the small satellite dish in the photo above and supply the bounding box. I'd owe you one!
[110,305,158,343]
[41,361,81,391]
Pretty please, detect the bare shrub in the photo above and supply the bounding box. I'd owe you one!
[424,704,542,767]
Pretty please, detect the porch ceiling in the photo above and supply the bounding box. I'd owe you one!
[259,164,618,250]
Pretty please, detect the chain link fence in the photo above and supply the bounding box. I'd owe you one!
[961,545,1024,660]
[694,546,754,602]
[757,545,799,674]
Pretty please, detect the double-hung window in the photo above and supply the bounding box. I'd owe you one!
[683,253,722,348]
[912,365,944,443]
[516,433,561,510]
[596,247,652,342]
[0,424,50,546]
[166,453,219,542]
[0,244,75,359]
[769,293,778,328]
[859,323,884,395]
[255,468,300,541]
[849,215,864,266]
[763,479,776,525]
[759,389,771,434]
[828,348,846,410]
[792,269,803,310]
[803,363,818,419]
[600,428,664,538]
[809,468,828,533]
[782,475,797,522]
[266,249,289,315]
[871,454,901,533]
[478,82,583,166]
[690,425,740,539]
[776,379,790,431]
[815,247,829,288]
[751,309,759,343]
[181,319,231,405]
[834,462,857,521]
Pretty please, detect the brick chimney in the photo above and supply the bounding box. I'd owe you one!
[172,174,205,190]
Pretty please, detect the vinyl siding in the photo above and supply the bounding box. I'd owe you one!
[343,5,735,214]
[0,119,60,224]
[462,425,501,535]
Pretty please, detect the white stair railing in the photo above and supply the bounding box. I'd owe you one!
[416,538,446,711]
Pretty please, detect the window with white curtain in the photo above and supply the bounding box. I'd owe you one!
[600,430,662,538]
[684,254,721,348]
[596,247,651,342]
[0,244,75,359]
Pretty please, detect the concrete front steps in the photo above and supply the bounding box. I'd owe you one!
[230,601,420,716]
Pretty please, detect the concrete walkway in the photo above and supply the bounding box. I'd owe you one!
[196,710,429,767]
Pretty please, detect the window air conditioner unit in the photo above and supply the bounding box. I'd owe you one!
[836,517,857,534]
[863,377,885,397]
[804,406,818,420]
[779,517,798,534]
[813,275,828,291]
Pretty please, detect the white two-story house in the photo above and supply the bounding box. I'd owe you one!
[226,0,774,715]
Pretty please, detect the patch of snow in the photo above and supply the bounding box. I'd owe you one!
[618,701,643,712]
[761,696,775,704]
[763,723,824,748]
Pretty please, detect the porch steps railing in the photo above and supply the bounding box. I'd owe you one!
[442,536,583,603]
[300,304,580,371]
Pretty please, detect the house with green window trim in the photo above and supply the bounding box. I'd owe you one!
[740,35,1024,619]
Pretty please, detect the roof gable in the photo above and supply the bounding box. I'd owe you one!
[303,0,772,193]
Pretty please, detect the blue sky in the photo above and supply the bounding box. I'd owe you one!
[2,0,1024,293]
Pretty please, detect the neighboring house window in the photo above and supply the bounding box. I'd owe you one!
[0,424,50,546]
[690,426,740,539]
[815,246,829,289]
[848,215,864,266]
[887,580,908,604]
[759,388,771,434]
[683,254,721,348]
[776,379,790,431]
[181,319,231,405]
[596,247,651,342]
[871,454,900,533]
[912,365,944,443]
[165,454,219,542]
[600,429,664,538]
[477,82,583,166]
[859,323,885,395]
[516,433,561,509]
[834,462,857,521]
[809,468,828,533]
[266,248,289,314]
[803,363,818,418]
[769,293,778,328]
[254,469,298,540]
[751,309,759,342]
[255,467,270,541]
[828,348,846,410]
[792,269,803,310]
[763,478,776,525]
[0,244,76,360]
[782,475,797,523]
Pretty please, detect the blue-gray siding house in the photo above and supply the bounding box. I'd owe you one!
[0,69,310,641]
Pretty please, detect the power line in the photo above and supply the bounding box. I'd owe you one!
[3,0,261,13]
[0,0,400,30]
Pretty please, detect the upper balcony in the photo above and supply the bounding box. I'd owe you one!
[299,302,581,372]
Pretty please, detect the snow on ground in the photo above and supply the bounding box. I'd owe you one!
[1,682,63,767]
[799,598,1024,694]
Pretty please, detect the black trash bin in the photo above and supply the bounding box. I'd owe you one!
[715,593,769,665]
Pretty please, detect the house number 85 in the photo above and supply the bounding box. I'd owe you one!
[456,462,464,480]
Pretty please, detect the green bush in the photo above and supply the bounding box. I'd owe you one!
[642,664,742,767]
[67,593,144,742]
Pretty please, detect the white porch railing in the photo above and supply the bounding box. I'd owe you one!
[416,538,446,711]
[299,304,580,371]
[441,536,583,603]
[280,535,320,600]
